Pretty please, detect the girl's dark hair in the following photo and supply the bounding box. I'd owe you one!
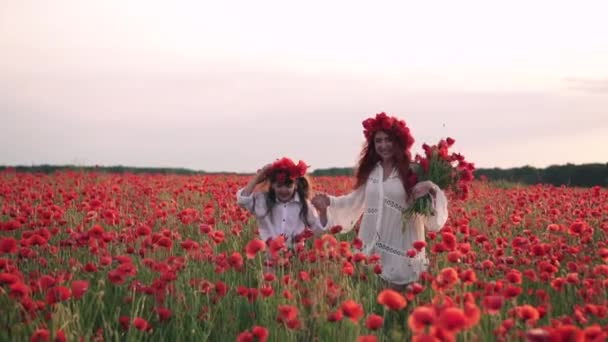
[262,170,312,226]
[354,129,414,199]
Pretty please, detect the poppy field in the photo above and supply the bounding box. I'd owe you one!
[0,171,607,341]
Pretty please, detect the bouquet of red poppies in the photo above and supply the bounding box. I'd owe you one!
[405,137,475,217]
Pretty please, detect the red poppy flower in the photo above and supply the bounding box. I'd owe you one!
[210,230,224,244]
[236,331,254,342]
[268,235,286,256]
[554,325,584,341]
[0,237,17,254]
[263,273,276,282]
[0,272,20,285]
[215,281,228,297]
[46,286,71,305]
[515,305,540,324]
[71,280,89,300]
[88,224,105,239]
[330,225,343,234]
[133,317,152,332]
[341,300,365,322]
[437,307,467,333]
[413,240,426,251]
[583,325,605,341]
[412,334,441,342]
[199,224,212,234]
[9,281,30,299]
[277,305,299,323]
[252,326,269,342]
[155,307,172,322]
[260,284,274,297]
[119,316,131,330]
[228,252,244,270]
[328,309,343,322]
[30,329,50,342]
[108,270,126,285]
[408,306,436,332]
[434,267,459,290]
[365,314,384,330]
[156,237,173,249]
[377,289,407,310]
[464,302,481,329]
[245,239,266,259]
[506,269,522,284]
[54,330,67,342]
[482,295,504,314]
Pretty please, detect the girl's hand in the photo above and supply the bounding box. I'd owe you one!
[412,181,437,200]
[255,164,272,183]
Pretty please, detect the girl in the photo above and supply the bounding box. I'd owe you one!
[237,157,328,250]
[312,113,448,290]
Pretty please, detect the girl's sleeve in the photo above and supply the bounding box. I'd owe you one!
[326,186,366,234]
[423,183,448,232]
[236,187,264,215]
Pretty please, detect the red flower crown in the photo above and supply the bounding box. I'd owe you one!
[269,157,309,183]
[362,112,414,150]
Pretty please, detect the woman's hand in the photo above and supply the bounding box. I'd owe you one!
[412,181,438,200]
[311,193,330,211]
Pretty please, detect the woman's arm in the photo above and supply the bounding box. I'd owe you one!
[312,186,366,234]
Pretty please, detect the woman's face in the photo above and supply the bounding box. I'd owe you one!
[272,181,296,202]
[374,130,395,161]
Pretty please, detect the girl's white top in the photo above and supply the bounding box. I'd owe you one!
[326,163,448,285]
[236,189,326,244]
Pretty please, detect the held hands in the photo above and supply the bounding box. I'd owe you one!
[412,181,438,200]
[311,193,330,212]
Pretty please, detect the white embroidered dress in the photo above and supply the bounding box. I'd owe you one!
[327,163,448,285]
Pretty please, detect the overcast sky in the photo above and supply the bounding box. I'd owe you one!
[1,0,607,172]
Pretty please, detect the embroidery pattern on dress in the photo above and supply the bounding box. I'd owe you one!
[375,241,405,257]
[384,198,406,213]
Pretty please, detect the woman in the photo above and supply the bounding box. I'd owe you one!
[312,112,448,289]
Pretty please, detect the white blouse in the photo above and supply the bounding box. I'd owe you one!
[236,188,327,245]
[326,163,448,285]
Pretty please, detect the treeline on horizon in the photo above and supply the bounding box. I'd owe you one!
[1,163,607,187]
[0,165,228,175]
[311,163,608,188]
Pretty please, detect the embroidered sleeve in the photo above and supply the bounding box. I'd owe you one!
[326,186,366,233]
[423,183,448,232]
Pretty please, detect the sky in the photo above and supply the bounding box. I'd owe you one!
[1,0,607,172]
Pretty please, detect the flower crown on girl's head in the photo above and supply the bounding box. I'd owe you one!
[268,157,309,183]
[362,112,415,150]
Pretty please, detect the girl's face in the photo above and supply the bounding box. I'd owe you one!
[374,130,395,161]
[272,181,296,202]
